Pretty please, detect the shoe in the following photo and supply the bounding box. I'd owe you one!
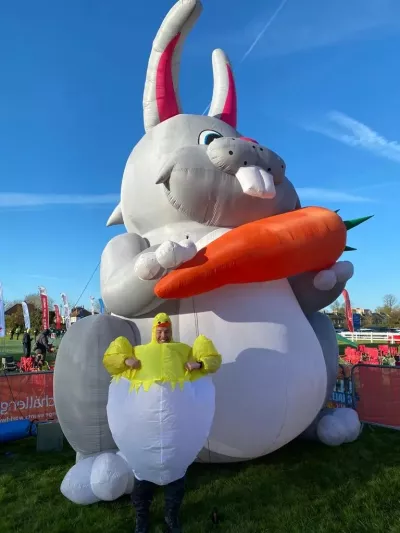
[134,513,150,533]
[164,515,182,533]
[164,477,185,533]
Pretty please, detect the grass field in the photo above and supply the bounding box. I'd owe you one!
[1,427,400,533]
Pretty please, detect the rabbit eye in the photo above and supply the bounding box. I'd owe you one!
[198,130,223,145]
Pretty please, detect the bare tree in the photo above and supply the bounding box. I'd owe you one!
[383,294,398,312]
[330,299,345,314]
[376,294,400,328]
[24,293,55,309]
[4,300,19,311]
[376,294,398,315]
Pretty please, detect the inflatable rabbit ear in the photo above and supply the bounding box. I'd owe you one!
[208,49,237,129]
[106,203,123,227]
[143,0,203,132]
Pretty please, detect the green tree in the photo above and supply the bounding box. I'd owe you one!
[390,311,400,328]
[361,313,373,327]
[30,307,45,333]
[5,309,24,333]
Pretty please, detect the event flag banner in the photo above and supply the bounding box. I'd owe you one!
[90,296,95,315]
[0,282,5,338]
[54,304,61,330]
[99,298,105,314]
[61,293,70,329]
[342,289,354,333]
[38,286,49,331]
[21,301,31,330]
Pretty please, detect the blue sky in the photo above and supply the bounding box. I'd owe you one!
[1,0,400,311]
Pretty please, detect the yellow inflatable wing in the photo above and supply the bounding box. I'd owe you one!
[189,335,222,377]
[103,336,135,375]
[103,314,222,392]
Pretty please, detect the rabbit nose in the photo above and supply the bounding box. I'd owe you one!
[206,137,276,199]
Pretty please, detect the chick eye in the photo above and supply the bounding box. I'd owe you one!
[198,130,223,145]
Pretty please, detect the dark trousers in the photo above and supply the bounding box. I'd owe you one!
[131,476,185,532]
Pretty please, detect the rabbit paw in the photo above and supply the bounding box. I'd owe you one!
[313,261,354,291]
[60,452,134,505]
[317,408,361,446]
[134,238,197,281]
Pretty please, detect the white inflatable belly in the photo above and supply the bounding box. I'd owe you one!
[107,376,215,485]
[178,279,327,459]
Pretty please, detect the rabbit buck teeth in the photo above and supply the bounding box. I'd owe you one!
[235,166,276,199]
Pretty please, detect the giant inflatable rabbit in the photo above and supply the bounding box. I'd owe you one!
[54,0,361,505]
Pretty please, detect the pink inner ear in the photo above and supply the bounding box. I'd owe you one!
[240,137,259,144]
[156,33,181,123]
[219,64,237,128]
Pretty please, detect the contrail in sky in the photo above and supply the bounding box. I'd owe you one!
[202,0,290,115]
[240,0,289,63]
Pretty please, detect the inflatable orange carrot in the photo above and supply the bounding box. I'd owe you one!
[155,207,349,299]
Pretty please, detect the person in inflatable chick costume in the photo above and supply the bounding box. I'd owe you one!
[103,312,222,533]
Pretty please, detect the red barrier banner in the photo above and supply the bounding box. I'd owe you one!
[2,365,399,429]
[0,372,56,423]
[352,365,400,428]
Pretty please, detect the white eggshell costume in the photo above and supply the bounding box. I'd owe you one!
[103,313,221,485]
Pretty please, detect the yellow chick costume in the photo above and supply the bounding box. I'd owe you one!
[103,313,221,486]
